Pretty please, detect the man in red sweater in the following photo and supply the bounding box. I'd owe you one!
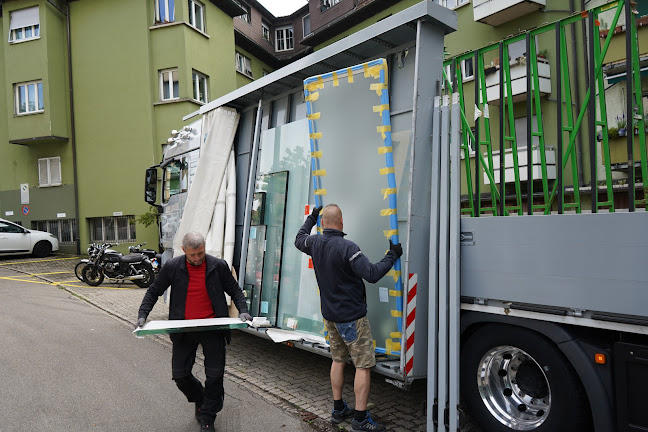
[137,232,252,432]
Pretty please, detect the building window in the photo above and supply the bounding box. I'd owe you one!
[303,14,311,37]
[440,0,469,8]
[88,216,137,243]
[155,0,175,23]
[238,2,251,23]
[187,0,205,31]
[8,6,40,43]
[275,26,294,52]
[235,52,253,78]
[33,219,77,245]
[262,22,271,42]
[192,70,208,103]
[461,58,474,81]
[320,0,341,12]
[159,69,179,101]
[15,81,44,115]
[38,157,62,187]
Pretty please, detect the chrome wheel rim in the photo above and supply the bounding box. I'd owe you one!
[478,345,551,430]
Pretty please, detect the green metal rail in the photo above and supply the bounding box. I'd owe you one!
[443,0,647,216]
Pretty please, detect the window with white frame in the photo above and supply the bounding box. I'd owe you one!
[320,0,341,12]
[38,157,62,187]
[235,52,253,78]
[33,219,77,245]
[15,81,44,115]
[440,0,469,9]
[192,70,208,103]
[238,2,251,23]
[88,216,136,243]
[155,0,175,23]
[188,0,205,31]
[159,69,179,101]
[262,22,271,42]
[303,14,311,37]
[9,6,40,43]
[275,26,294,52]
[461,58,474,81]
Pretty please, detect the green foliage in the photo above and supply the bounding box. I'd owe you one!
[136,206,159,227]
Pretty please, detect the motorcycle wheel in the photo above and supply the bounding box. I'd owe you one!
[74,262,87,281]
[82,265,104,286]
[133,263,155,288]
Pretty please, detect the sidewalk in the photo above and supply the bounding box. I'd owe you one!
[0,253,448,432]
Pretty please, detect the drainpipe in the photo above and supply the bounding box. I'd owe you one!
[66,1,81,254]
[573,0,585,186]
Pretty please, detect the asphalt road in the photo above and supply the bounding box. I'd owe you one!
[0,267,323,432]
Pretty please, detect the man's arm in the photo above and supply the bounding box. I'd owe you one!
[294,206,321,255]
[348,241,402,283]
[138,262,173,320]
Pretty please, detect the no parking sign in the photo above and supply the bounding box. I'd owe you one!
[22,205,30,216]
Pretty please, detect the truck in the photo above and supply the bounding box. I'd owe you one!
[144,1,648,431]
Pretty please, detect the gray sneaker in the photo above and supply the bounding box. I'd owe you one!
[351,413,386,431]
[331,402,354,424]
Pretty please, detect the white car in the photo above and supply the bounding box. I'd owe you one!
[0,218,60,258]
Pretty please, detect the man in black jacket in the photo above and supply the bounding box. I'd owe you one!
[295,204,402,432]
[136,232,252,432]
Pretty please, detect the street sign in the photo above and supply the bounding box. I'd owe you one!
[22,205,30,216]
[20,184,29,204]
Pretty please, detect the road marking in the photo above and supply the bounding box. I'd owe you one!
[0,256,79,266]
[30,271,72,276]
[0,276,57,286]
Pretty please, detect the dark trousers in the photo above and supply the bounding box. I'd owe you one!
[170,331,226,423]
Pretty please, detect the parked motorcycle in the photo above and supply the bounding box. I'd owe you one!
[82,243,155,288]
[75,243,110,281]
[128,242,162,273]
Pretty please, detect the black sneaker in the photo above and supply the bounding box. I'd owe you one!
[200,421,214,431]
[331,402,354,424]
[351,412,386,431]
[195,395,204,422]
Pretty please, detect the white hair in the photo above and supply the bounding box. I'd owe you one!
[182,232,205,249]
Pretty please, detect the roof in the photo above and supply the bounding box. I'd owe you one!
[185,0,456,118]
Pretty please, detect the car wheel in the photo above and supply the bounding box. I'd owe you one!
[461,324,592,432]
[32,241,52,258]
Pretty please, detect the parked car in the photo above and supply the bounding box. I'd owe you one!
[0,218,59,257]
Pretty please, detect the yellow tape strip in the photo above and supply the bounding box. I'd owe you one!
[380,208,397,216]
[373,104,390,114]
[317,226,323,234]
[347,68,354,83]
[378,146,392,155]
[368,65,383,79]
[377,125,391,139]
[310,132,323,139]
[332,72,339,87]
[390,332,402,339]
[370,83,387,95]
[314,189,327,195]
[389,290,402,297]
[305,92,319,102]
[307,112,321,120]
[311,151,322,158]
[381,188,397,199]
[305,81,323,92]
[379,167,395,175]
[391,310,403,318]
[312,169,327,176]
[384,229,399,237]
[387,269,402,282]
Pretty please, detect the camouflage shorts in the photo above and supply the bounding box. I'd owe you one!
[325,316,375,369]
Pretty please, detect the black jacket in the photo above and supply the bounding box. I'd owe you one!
[294,214,398,323]
[138,254,249,323]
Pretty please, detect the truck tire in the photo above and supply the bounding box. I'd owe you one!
[461,324,592,432]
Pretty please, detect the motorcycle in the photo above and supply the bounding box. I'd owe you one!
[82,243,155,288]
[128,242,162,273]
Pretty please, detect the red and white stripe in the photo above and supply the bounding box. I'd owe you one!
[405,273,417,376]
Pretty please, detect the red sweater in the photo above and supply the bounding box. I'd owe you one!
[184,260,214,319]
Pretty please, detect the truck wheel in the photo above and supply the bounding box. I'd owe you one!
[461,324,591,432]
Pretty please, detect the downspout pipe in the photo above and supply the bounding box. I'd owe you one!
[66,1,81,254]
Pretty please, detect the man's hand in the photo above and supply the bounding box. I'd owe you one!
[135,317,146,329]
[310,206,323,219]
[239,312,253,322]
[389,240,403,258]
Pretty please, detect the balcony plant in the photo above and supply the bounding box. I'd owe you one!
[616,114,627,137]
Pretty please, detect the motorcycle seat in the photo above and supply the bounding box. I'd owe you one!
[120,254,145,264]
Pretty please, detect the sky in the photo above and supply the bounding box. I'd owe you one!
[256,0,308,17]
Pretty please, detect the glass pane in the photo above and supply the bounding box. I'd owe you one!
[16,28,23,40]
[159,0,166,21]
[169,0,175,21]
[244,225,266,316]
[172,70,179,98]
[192,73,198,100]
[27,84,36,112]
[61,220,72,243]
[105,217,116,242]
[37,82,43,110]
[18,86,26,113]
[195,5,203,31]
[34,24,39,36]
[25,27,32,38]
[117,216,128,241]
[199,77,207,102]
[91,219,103,242]
[188,0,194,25]
[162,73,170,99]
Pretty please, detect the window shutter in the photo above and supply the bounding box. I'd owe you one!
[38,158,49,186]
[10,6,39,30]
[50,157,62,185]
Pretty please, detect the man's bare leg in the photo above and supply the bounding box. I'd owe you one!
[331,360,345,400]
[354,367,370,411]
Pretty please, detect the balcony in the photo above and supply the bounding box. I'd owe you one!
[484,146,556,184]
[473,0,546,26]
[485,57,551,104]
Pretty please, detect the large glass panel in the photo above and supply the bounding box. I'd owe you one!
[304,62,410,353]
[244,225,266,316]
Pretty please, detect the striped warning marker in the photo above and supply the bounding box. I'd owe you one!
[405,273,417,376]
